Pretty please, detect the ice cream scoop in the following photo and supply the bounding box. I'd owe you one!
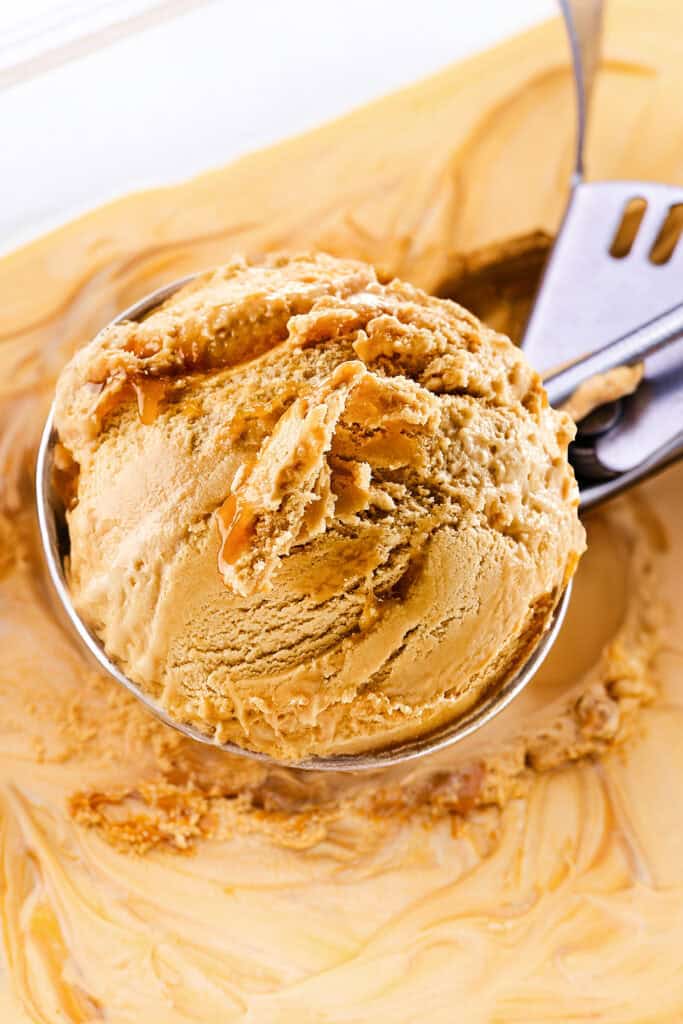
[524,0,683,490]
[37,254,584,768]
[33,0,683,773]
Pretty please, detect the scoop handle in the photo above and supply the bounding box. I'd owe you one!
[559,0,604,181]
[542,303,683,510]
[544,301,683,409]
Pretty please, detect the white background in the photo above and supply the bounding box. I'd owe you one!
[1,0,556,253]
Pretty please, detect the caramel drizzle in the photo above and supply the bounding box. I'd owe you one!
[216,463,257,571]
[87,375,169,428]
[131,377,168,425]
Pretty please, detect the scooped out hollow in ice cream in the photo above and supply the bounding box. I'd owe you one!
[54,252,585,761]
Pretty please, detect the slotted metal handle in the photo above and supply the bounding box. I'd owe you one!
[528,0,683,509]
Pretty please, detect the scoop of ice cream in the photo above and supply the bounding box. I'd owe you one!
[54,253,584,761]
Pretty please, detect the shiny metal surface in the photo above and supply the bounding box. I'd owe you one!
[544,301,683,495]
[544,301,683,408]
[560,0,603,180]
[524,1,683,506]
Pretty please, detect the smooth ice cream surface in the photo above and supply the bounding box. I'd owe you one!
[55,253,583,760]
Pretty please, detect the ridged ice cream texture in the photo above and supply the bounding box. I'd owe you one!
[54,253,585,760]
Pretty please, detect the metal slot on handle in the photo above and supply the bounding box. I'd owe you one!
[521,0,683,509]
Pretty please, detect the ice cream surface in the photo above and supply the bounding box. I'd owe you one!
[1,1,683,1020]
[54,254,583,760]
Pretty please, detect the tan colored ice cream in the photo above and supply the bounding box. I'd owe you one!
[54,253,584,760]
[2,2,683,1020]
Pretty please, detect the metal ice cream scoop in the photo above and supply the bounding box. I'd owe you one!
[525,0,683,504]
[35,0,683,771]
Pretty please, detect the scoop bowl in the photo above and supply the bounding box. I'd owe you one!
[35,277,574,772]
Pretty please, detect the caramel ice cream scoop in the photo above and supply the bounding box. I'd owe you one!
[53,253,584,761]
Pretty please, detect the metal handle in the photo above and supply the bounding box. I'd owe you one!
[560,0,605,180]
[541,302,683,509]
[577,439,683,509]
[544,300,683,408]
